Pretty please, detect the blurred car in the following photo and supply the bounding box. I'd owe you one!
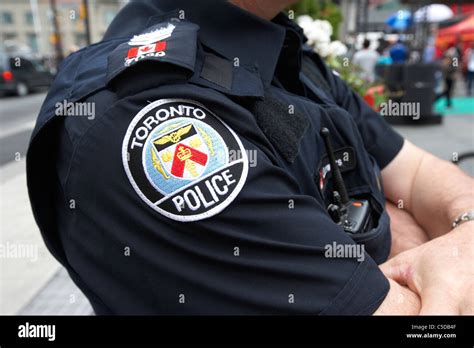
[0,53,54,96]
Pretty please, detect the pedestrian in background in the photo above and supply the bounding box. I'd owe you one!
[389,39,408,63]
[463,43,474,96]
[353,39,380,83]
[435,45,458,108]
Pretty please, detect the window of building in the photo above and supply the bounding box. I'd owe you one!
[1,11,14,25]
[26,33,38,52]
[25,11,34,25]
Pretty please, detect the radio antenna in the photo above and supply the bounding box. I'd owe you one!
[320,128,349,204]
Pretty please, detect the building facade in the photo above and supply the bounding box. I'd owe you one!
[0,0,127,58]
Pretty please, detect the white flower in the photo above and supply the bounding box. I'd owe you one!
[328,41,348,57]
[297,16,334,49]
[305,26,330,47]
[296,15,346,58]
[318,20,333,37]
[296,15,314,27]
[315,42,331,58]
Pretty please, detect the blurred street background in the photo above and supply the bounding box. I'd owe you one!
[1,0,473,315]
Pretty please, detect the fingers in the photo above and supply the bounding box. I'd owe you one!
[384,245,419,268]
[382,262,464,315]
[380,248,420,292]
[419,286,460,315]
[381,246,418,278]
[380,262,413,286]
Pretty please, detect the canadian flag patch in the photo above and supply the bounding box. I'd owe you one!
[125,41,167,66]
[124,23,175,67]
[127,41,167,59]
[107,21,198,82]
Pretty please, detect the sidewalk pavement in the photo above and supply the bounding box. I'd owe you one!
[0,159,91,315]
[0,159,59,314]
[19,267,92,315]
[394,106,473,176]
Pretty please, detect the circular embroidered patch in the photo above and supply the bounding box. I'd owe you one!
[122,99,248,222]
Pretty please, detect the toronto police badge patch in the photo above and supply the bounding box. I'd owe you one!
[122,99,248,222]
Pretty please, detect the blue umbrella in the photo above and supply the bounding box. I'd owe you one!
[385,10,413,31]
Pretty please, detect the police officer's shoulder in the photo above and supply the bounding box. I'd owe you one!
[98,19,263,223]
[105,20,200,98]
[69,20,271,223]
[106,19,265,100]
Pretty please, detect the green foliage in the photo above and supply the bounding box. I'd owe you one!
[288,0,320,18]
[326,56,367,96]
[327,56,387,109]
[288,0,342,40]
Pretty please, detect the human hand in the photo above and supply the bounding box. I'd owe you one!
[380,222,474,315]
[385,202,429,258]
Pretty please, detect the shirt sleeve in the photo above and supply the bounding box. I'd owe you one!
[322,61,404,169]
[184,146,391,315]
[62,89,391,315]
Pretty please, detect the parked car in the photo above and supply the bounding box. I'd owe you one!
[0,53,54,96]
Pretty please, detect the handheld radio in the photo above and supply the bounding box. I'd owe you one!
[320,128,373,234]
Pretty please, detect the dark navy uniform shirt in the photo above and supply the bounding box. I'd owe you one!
[27,0,404,315]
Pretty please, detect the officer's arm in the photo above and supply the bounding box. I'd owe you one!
[321,57,472,313]
[381,139,474,239]
[320,58,473,239]
[88,80,406,314]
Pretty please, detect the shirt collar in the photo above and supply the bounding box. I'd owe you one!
[104,0,289,87]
